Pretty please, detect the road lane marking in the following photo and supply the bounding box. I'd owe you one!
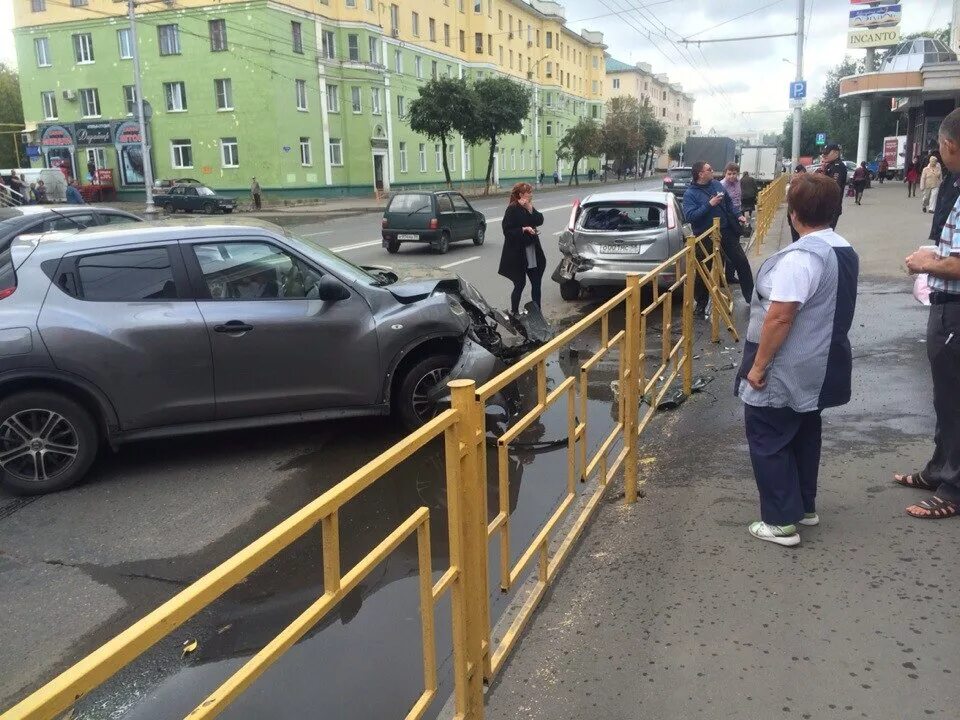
[439,256,481,269]
[332,240,381,252]
[300,230,334,237]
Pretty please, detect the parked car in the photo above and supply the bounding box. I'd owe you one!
[153,178,203,196]
[0,205,140,252]
[0,219,539,494]
[158,184,236,215]
[553,191,687,300]
[662,167,693,198]
[381,191,486,254]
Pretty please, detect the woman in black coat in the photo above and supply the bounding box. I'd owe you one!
[499,182,545,314]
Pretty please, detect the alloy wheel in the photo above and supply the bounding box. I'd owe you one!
[0,409,80,484]
[411,367,451,421]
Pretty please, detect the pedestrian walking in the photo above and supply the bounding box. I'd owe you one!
[538,171,545,187]
[250,177,262,210]
[736,173,859,546]
[788,164,807,243]
[682,161,754,306]
[897,110,960,520]
[878,157,888,184]
[905,159,920,198]
[740,171,758,219]
[34,180,48,204]
[499,182,545,315]
[65,178,85,205]
[920,156,942,213]
[552,170,559,186]
[815,144,847,229]
[7,171,24,206]
[852,161,868,205]
[28,183,38,204]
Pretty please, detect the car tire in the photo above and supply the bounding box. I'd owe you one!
[395,354,456,431]
[559,279,581,301]
[433,231,451,254]
[0,391,99,495]
[161,203,174,214]
[386,240,401,254]
[203,202,217,215]
[473,225,486,246]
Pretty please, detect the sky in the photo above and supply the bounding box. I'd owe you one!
[0,0,951,135]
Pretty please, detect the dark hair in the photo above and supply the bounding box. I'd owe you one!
[788,173,841,228]
[939,108,960,144]
[794,164,806,173]
[860,161,867,167]
[725,162,739,173]
[691,161,707,178]
[508,182,533,206]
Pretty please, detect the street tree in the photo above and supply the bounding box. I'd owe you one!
[557,118,601,185]
[600,96,644,179]
[408,77,474,187]
[667,142,683,162]
[0,64,25,169]
[637,102,667,174]
[460,76,530,193]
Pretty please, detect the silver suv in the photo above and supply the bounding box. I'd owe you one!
[0,219,527,494]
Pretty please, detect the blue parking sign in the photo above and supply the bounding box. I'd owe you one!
[815,133,827,145]
[789,81,807,100]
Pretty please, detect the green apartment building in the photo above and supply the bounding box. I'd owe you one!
[13,0,607,199]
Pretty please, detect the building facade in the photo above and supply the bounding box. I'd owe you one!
[13,0,607,198]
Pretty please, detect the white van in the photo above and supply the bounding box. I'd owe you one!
[0,168,68,202]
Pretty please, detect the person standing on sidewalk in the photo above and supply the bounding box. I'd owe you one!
[683,161,753,305]
[721,163,743,214]
[905,159,920,198]
[897,110,960,520]
[736,173,859,546]
[878,157,888,184]
[250,177,262,210]
[852,162,868,205]
[920,156,942,213]
[499,182,545,315]
[816,144,847,229]
[740,171,758,220]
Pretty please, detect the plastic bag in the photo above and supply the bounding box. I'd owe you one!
[914,274,931,306]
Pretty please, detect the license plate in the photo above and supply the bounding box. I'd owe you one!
[598,244,641,254]
[397,234,419,240]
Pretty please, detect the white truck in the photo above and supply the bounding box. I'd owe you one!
[738,146,782,185]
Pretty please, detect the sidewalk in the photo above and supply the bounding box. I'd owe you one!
[486,183,958,718]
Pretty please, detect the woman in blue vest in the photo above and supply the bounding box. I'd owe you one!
[735,173,860,547]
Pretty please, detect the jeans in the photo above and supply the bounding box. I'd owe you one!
[720,227,754,303]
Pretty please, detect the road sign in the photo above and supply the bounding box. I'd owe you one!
[815,133,826,146]
[789,81,807,100]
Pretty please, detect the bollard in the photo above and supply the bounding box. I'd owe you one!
[623,275,641,504]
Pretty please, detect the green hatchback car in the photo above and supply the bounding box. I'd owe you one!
[381,191,486,254]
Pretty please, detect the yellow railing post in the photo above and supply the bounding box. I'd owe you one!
[449,380,491,711]
[754,190,765,256]
[709,218,722,344]
[682,233,696,396]
[622,274,641,504]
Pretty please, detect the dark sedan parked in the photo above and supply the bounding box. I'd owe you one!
[159,184,236,215]
[0,205,140,252]
[381,191,486,254]
[662,166,693,198]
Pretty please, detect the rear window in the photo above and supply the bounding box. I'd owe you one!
[76,247,178,301]
[388,194,433,214]
[579,203,665,231]
[668,168,692,178]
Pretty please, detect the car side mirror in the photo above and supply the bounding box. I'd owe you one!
[316,275,350,302]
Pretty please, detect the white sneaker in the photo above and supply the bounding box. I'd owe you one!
[748,521,800,547]
[798,512,819,526]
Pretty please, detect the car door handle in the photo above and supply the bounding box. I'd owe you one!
[214,321,253,334]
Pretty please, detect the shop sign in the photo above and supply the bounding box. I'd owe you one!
[40,124,74,147]
[113,120,142,145]
[847,26,900,49]
[849,5,900,30]
[74,121,113,146]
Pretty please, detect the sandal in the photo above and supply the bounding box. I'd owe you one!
[906,496,960,520]
[893,471,937,491]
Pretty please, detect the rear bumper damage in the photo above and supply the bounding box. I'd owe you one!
[552,256,676,288]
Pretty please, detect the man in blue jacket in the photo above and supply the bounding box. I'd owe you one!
[683,161,753,306]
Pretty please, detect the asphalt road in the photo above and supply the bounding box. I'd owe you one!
[0,178,659,714]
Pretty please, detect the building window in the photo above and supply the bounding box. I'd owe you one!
[394,48,403,72]
[592,80,598,94]
[459,0,464,12]
[418,143,426,172]
[221,137,239,168]
[347,35,359,61]
[291,21,304,53]
[545,121,552,136]
[366,0,374,10]
[114,28,133,60]
[473,0,481,13]
[351,86,362,113]
[511,148,516,171]
[459,30,465,52]
[171,139,193,169]
[488,34,492,55]
[70,0,87,6]
[415,56,423,79]
[448,145,455,172]
[158,25,180,55]
[498,9,503,29]
[465,149,471,172]
[214,78,233,110]
[163,82,187,112]
[431,60,437,78]
[397,94,405,117]
[612,78,620,89]
[327,84,339,112]
[300,137,312,166]
[72,33,94,63]
[122,84,136,115]
[412,12,420,36]
[368,36,380,64]
[444,23,450,47]
[545,32,552,49]
[346,0,356,6]
[371,87,381,114]
[474,33,483,54]
[41,91,57,120]
[79,88,100,117]
[545,61,553,78]
[34,37,51,66]
[329,138,343,166]
[390,4,400,34]
[31,0,46,11]
[399,142,408,173]
[434,144,442,172]
[429,18,436,42]
[545,92,552,107]
[209,19,227,51]
[318,30,334,59]
[295,79,308,110]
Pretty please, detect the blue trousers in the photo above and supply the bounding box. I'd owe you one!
[744,404,822,526]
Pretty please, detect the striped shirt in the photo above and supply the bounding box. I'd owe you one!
[929,179,960,294]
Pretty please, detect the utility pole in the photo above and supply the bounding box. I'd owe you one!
[127,0,156,215]
[790,0,805,164]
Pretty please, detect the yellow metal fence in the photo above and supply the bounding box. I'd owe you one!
[3,220,750,720]
[753,172,789,256]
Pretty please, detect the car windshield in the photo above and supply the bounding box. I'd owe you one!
[669,168,692,178]
[197,186,216,196]
[579,202,665,231]
[388,194,432,213]
[284,231,386,285]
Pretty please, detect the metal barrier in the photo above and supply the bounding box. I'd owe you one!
[752,172,789,256]
[2,220,742,720]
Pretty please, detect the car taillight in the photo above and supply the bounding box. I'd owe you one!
[0,286,15,300]
[667,201,677,230]
[429,218,439,229]
[664,176,673,184]
[567,198,580,232]
[381,218,387,228]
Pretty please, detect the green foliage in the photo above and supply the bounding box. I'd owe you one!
[638,102,667,156]
[0,64,25,169]
[557,118,601,185]
[600,96,645,173]
[408,77,475,187]
[460,76,530,191]
[667,142,683,161]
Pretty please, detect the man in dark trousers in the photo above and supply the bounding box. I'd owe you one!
[250,177,262,210]
[816,143,847,229]
[683,160,753,311]
[899,109,960,520]
[929,168,960,242]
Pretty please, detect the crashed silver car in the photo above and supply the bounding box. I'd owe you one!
[0,218,546,493]
[552,190,688,300]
